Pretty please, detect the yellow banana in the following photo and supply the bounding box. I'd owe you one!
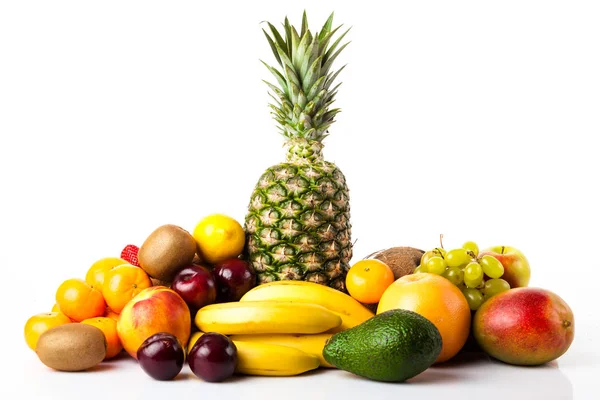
[187,332,319,376]
[187,331,204,354]
[240,281,374,331]
[229,333,335,368]
[194,300,342,335]
[234,341,320,376]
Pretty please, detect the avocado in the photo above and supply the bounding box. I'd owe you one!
[322,309,442,382]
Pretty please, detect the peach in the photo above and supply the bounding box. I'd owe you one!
[117,286,191,359]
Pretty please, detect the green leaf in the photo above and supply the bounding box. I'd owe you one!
[261,60,288,95]
[268,92,282,108]
[322,41,350,76]
[275,43,296,80]
[267,22,288,58]
[307,75,326,100]
[269,103,285,118]
[313,106,327,124]
[297,90,307,109]
[301,10,309,38]
[322,108,341,122]
[262,80,286,101]
[262,29,282,67]
[295,30,312,72]
[311,89,327,109]
[284,17,293,56]
[323,89,338,105]
[323,27,351,65]
[317,120,334,133]
[303,100,316,115]
[299,112,313,129]
[324,65,346,90]
[284,64,301,91]
[290,26,301,57]
[282,101,293,117]
[318,24,342,52]
[318,12,335,41]
[304,56,324,94]
[288,80,301,105]
[303,128,317,139]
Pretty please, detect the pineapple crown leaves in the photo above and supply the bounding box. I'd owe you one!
[261,11,351,142]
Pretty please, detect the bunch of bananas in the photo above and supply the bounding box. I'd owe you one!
[190,281,375,376]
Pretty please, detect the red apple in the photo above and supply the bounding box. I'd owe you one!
[479,245,530,288]
[171,265,217,311]
[473,287,574,365]
[213,258,256,302]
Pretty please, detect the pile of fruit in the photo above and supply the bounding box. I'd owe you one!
[23,12,575,384]
[23,212,576,383]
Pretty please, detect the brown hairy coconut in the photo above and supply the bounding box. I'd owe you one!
[364,246,425,280]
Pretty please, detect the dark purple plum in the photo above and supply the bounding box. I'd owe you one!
[137,332,184,381]
[171,264,217,311]
[188,332,237,382]
[213,258,256,302]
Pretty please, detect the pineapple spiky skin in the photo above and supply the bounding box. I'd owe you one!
[245,12,352,291]
[245,139,352,291]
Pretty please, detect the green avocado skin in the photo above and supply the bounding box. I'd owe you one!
[323,309,442,382]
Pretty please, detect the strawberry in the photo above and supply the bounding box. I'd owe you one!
[121,244,140,267]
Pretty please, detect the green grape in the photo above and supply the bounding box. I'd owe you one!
[421,248,446,266]
[432,247,447,258]
[464,262,483,288]
[464,262,483,281]
[420,251,435,266]
[442,266,464,286]
[462,241,479,257]
[461,287,484,311]
[483,278,511,299]
[480,255,504,279]
[426,256,447,275]
[445,248,473,268]
[414,264,428,274]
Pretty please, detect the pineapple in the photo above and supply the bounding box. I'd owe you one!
[244,12,352,291]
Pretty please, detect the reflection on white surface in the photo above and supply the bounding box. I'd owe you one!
[12,350,577,400]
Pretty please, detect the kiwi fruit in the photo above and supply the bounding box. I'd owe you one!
[36,323,107,371]
[364,246,425,280]
[138,224,197,282]
[150,277,171,287]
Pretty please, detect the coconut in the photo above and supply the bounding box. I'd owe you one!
[364,246,425,280]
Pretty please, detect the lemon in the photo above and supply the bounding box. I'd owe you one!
[193,214,245,264]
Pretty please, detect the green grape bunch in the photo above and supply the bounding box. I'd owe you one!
[415,238,511,311]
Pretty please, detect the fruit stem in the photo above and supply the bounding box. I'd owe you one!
[439,234,444,249]
[563,320,572,328]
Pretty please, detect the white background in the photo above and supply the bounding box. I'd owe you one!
[1,1,599,399]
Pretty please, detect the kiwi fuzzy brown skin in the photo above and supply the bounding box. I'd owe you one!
[364,246,425,280]
[138,224,197,282]
[36,323,107,372]
[150,277,172,287]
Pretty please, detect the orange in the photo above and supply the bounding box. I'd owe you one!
[346,259,395,304]
[103,264,152,313]
[82,317,123,359]
[85,257,129,292]
[24,312,72,350]
[56,278,106,322]
[377,272,471,363]
[104,306,120,321]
